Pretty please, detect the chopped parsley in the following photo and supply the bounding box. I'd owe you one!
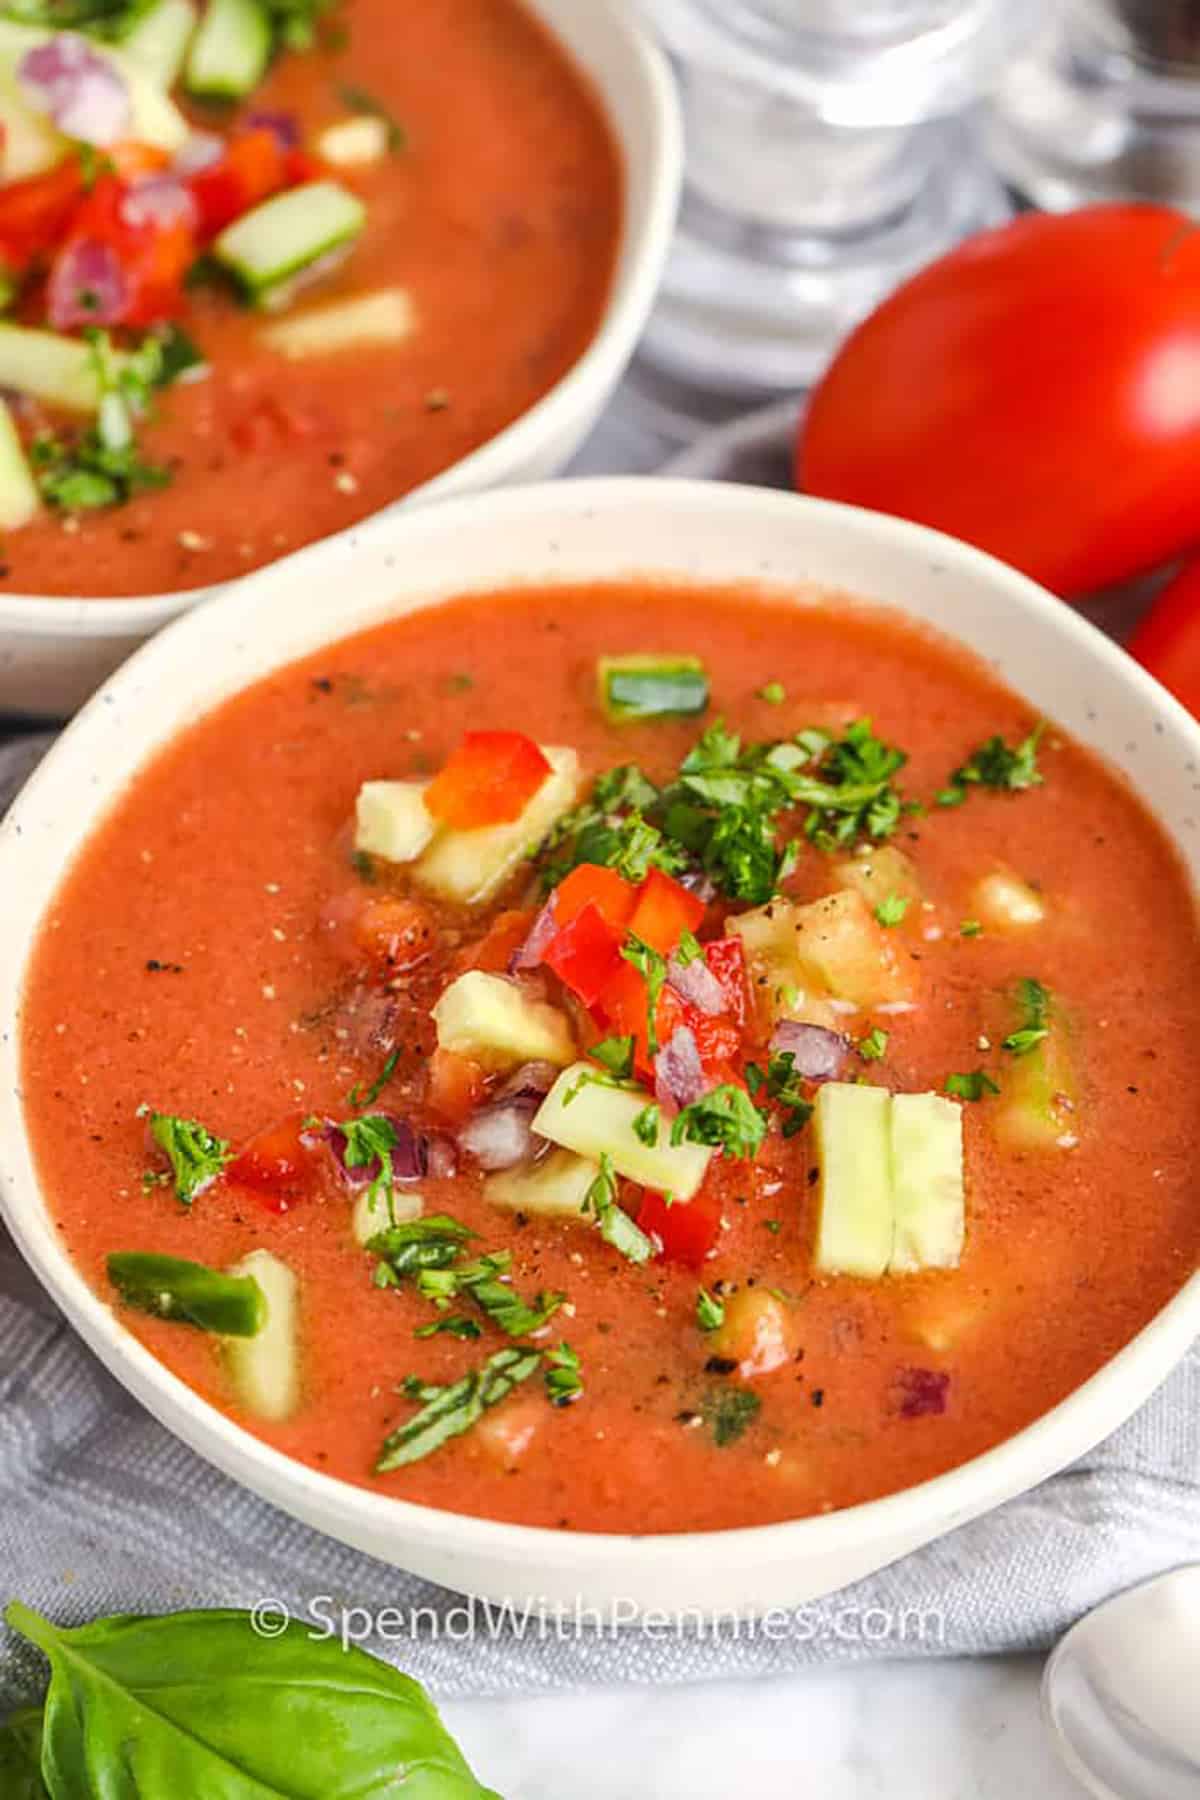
[544,1342,584,1408]
[34,330,173,514]
[589,1035,636,1080]
[858,1027,889,1062]
[937,722,1047,807]
[620,933,667,1056]
[1002,977,1051,1057]
[139,1108,231,1205]
[347,1047,400,1110]
[745,1052,814,1137]
[788,718,909,851]
[632,1102,661,1147]
[582,1153,656,1265]
[875,893,910,927]
[671,1084,767,1160]
[376,1346,542,1472]
[945,1070,1001,1102]
[960,919,983,938]
[701,1386,761,1448]
[757,682,786,704]
[341,1113,402,1220]
[696,1287,725,1332]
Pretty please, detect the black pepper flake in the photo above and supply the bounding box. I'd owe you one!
[311,677,333,694]
[145,959,184,974]
[807,1167,819,1186]
[811,1388,825,1408]
[0,563,10,578]
[704,1356,738,1376]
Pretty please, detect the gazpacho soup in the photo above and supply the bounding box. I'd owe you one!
[21,581,1200,1534]
[0,0,620,596]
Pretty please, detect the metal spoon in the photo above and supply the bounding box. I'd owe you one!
[1042,1566,1200,1799]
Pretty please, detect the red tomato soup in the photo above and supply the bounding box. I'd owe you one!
[20,583,1200,1533]
[0,0,620,597]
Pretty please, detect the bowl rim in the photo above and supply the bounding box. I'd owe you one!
[0,0,682,640]
[3,475,1200,1582]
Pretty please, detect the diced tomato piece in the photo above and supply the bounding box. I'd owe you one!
[427,1048,487,1125]
[542,903,626,1007]
[594,958,659,1078]
[627,868,705,956]
[230,394,324,453]
[703,937,750,1028]
[689,1009,743,1068]
[638,1187,722,1267]
[354,894,437,971]
[226,1112,323,1214]
[552,863,638,932]
[463,907,535,975]
[0,157,86,272]
[424,732,551,830]
[187,126,291,240]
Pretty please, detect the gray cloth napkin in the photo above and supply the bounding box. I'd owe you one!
[2,408,1198,1709]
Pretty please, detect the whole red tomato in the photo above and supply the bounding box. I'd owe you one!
[1130,559,1200,715]
[799,205,1200,597]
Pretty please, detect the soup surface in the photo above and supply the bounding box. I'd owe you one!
[0,0,620,597]
[21,581,1200,1533]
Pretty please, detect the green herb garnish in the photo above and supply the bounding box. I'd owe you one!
[417,1251,564,1338]
[34,329,172,513]
[347,1047,400,1110]
[874,893,910,927]
[945,1070,1001,1102]
[582,1153,656,1265]
[1003,977,1051,1056]
[745,1052,814,1137]
[938,722,1047,807]
[367,1215,476,1283]
[589,1034,636,1080]
[620,933,668,1056]
[757,682,786,704]
[544,1341,584,1407]
[960,918,983,938]
[632,1102,661,1147]
[671,1084,767,1160]
[376,1346,542,1471]
[139,1106,231,1205]
[337,79,407,151]
[701,1386,761,1447]
[413,1314,482,1341]
[858,1027,889,1062]
[696,1287,725,1332]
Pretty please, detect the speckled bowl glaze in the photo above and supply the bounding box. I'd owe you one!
[0,0,682,719]
[1,479,1198,1616]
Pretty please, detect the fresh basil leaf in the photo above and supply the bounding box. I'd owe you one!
[4,1601,501,1799]
[377,1346,541,1472]
[581,1153,656,1265]
[0,1707,47,1799]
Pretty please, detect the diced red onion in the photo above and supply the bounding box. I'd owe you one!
[897,1367,951,1419]
[458,1095,542,1171]
[46,239,128,330]
[508,898,558,974]
[654,1025,707,1112]
[120,176,198,233]
[19,34,130,146]
[326,1113,428,1187]
[770,1020,851,1082]
[174,131,225,175]
[667,954,724,1016]
[424,1134,459,1180]
[244,109,301,148]
[498,1061,559,1103]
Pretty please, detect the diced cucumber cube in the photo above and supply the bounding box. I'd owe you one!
[0,398,38,531]
[0,322,124,412]
[0,72,66,182]
[533,1063,713,1201]
[485,1148,600,1220]
[262,287,416,360]
[832,844,923,913]
[185,0,270,98]
[317,115,391,166]
[352,1185,423,1246]
[214,180,367,309]
[792,889,914,1009]
[598,654,710,722]
[812,1082,893,1278]
[354,778,436,864]
[971,868,1046,931]
[889,1092,964,1273]
[432,971,575,1073]
[121,0,198,89]
[416,745,580,906]
[224,1249,299,1422]
[993,1017,1078,1151]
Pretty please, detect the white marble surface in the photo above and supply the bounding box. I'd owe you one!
[444,1656,1084,1798]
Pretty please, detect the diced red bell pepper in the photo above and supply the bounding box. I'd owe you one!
[0,156,87,274]
[638,1187,722,1268]
[187,126,292,241]
[424,731,551,830]
[50,169,194,328]
[627,867,705,956]
[230,394,324,453]
[703,937,750,1028]
[552,863,638,932]
[542,902,626,1007]
[226,1112,324,1214]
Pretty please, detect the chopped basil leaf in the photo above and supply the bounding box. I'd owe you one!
[416,1251,563,1338]
[413,1314,482,1341]
[347,1047,400,1110]
[858,1027,889,1062]
[139,1107,231,1205]
[696,1286,725,1332]
[874,893,910,927]
[960,918,983,938]
[757,682,786,704]
[945,1070,1001,1102]
[632,1102,661,1147]
[341,1112,401,1219]
[582,1153,656,1265]
[1003,977,1051,1056]
[368,1215,475,1281]
[544,1341,584,1407]
[671,1084,767,1160]
[938,722,1047,807]
[701,1386,761,1447]
[376,1346,542,1471]
[589,1034,636,1079]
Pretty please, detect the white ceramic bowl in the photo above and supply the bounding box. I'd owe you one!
[0,0,682,720]
[2,479,1198,1617]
